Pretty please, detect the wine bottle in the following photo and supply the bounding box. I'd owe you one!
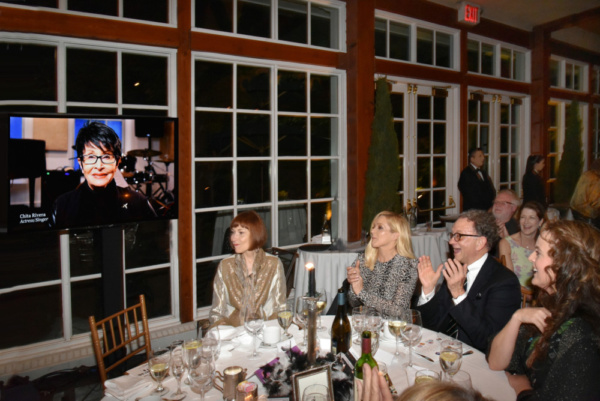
[354,330,378,401]
[330,288,351,355]
[321,213,331,244]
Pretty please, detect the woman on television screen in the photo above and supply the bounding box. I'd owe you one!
[50,121,156,229]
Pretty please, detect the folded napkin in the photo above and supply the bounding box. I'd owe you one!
[104,375,154,400]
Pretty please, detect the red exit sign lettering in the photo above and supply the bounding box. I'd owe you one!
[458,2,480,25]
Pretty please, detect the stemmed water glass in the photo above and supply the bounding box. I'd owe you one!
[295,297,310,346]
[316,288,328,331]
[148,348,170,394]
[170,345,187,397]
[244,305,266,359]
[203,327,221,361]
[190,356,215,401]
[302,384,330,401]
[278,300,294,339]
[400,309,422,368]
[183,338,201,384]
[439,339,463,380]
[351,306,365,345]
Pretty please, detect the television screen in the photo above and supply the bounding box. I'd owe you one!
[1,113,178,233]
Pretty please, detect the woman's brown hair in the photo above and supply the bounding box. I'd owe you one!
[230,210,268,251]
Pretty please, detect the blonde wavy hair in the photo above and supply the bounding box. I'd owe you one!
[364,211,415,270]
[398,381,491,401]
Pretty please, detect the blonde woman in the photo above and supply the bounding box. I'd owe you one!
[347,211,417,314]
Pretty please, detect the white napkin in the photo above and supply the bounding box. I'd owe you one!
[104,375,154,400]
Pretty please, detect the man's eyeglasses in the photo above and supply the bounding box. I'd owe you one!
[493,200,517,208]
[80,154,117,165]
[450,232,482,242]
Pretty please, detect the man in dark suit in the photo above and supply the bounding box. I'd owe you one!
[415,210,521,352]
[458,148,496,211]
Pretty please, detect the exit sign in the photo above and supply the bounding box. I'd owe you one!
[458,2,480,25]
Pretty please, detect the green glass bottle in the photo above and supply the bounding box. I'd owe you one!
[330,288,351,355]
[354,330,378,379]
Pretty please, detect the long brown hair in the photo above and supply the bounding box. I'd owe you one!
[527,220,600,367]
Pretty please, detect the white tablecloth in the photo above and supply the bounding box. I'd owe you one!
[294,228,450,311]
[101,316,514,401]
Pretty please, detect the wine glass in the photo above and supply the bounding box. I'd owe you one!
[190,357,215,401]
[316,288,328,331]
[170,346,187,397]
[203,327,221,361]
[439,339,463,380]
[183,338,201,384]
[244,305,266,359]
[387,312,406,357]
[148,348,170,394]
[295,297,309,346]
[351,306,365,345]
[451,370,472,389]
[400,309,422,368]
[277,301,294,339]
[302,384,330,401]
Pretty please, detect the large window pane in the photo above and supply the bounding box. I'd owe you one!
[311,74,336,114]
[67,48,117,103]
[238,0,270,38]
[0,43,56,101]
[237,65,270,110]
[0,286,62,348]
[481,43,494,75]
[435,32,451,68]
[196,260,220,307]
[125,220,171,268]
[514,51,525,81]
[237,114,271,157]
[195,111,233,157]
[311,160,336,198]
[278,204,307,246]
[279,0,307,44]
[416,28,433,65]
[238,161,270,204]
[467,40,479,73]
[71,278,102,335]
[311,4,337,49]
[417,122,431,154]
[311,117,338,156]
[389,22,410,61]
[122,53,167,105]
[124,0,169,23]
[68,0,117,16]
[278,116,307,156]
[279,161,307,200]
[549,59,560,87]
[197,211,233,258]
[196,61,233,108]
[500,48,511,78]
[126,268,171,318]
[375,18,387,58]
[195,162,233,208]
[278,70,307,112]
[196,0,233,32]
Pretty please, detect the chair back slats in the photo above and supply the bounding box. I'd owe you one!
[88,295,152,386]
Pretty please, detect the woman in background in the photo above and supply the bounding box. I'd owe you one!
[488,220,600,400]
[210,210,286,326]
[346,211,418,315]
[522,155,546,206]
[498,201,546,290]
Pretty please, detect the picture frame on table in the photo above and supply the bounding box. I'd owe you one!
[291,365,334,401]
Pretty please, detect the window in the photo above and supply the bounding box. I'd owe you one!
[0,0,173,24]
[593,105,600,161]
[193,53,345,309]
[467,36,529,82]
[592,67,600,95]
[467,91,527,193]
[375,12,458,70]
[389,80,458,224]
[194,0,345,51]
[0,34,178,351]
[549,56,587,92]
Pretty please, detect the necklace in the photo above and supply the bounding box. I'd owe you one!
[519,232,535,250]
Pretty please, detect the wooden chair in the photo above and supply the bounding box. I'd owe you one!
[88,295,151,386]
[269,247,299,298]
[521,286,534,308]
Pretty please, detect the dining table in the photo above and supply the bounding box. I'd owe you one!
[293,227,450,311]
[100,315,515,401]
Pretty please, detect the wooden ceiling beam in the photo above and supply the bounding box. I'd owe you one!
[536,6,600,33]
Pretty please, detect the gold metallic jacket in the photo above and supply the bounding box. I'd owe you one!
[570,170,600,218]
[210,249,286,327]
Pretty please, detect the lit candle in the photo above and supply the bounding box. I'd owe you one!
[306,263,316,297]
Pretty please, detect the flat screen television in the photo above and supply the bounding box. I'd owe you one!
[1,113,178,233]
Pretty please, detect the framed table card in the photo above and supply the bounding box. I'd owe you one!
[291,365,334,401]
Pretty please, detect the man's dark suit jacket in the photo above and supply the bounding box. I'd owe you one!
[415,255,521,352]
[458,165,496,211]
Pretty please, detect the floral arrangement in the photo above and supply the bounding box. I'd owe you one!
[256,346,353,401]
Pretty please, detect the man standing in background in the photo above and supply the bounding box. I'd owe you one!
[458,148,496,212]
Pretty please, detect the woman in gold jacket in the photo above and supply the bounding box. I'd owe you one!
[210,210,286,326]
